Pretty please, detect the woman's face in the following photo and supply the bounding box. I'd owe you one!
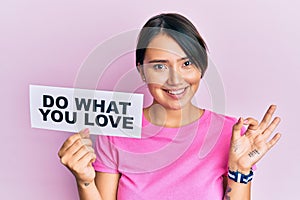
[140,34,202,110]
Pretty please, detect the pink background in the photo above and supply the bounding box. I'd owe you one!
[1,0,299,199]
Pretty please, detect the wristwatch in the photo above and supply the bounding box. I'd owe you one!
[227,169,254,184]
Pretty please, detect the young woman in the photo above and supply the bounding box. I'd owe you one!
[58,13,281,200]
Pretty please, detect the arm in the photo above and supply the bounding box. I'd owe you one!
[58,129,120,200]
[76,172,120,200]
[95,172,121,200]
[223,176,251,200]
[223,105,281,200]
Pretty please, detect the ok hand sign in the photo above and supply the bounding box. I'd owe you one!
[228,105,282,173]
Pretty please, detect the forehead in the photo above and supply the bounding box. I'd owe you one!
[144,34,187,60]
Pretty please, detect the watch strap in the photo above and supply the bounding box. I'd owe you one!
[228,169,254,184]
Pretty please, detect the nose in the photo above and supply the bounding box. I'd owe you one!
[166,68,183,86]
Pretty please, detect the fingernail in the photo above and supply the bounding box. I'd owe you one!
[83,128,89,134]
[243,119,249,124]
[238,117,243,123]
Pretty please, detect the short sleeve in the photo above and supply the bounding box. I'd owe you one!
[92,136,119,174]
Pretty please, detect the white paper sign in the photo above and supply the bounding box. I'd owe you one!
[30,85,144,138]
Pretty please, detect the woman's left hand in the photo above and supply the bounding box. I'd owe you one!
[228,105,282,173]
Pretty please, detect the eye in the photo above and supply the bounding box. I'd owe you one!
[183,60,192,67]
[153,64,167,71]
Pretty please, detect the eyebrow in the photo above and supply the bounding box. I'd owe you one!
[147,57,189,63]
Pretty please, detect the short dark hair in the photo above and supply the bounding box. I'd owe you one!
[136,13,208,77]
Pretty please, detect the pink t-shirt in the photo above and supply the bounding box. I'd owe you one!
[93,110,239,200]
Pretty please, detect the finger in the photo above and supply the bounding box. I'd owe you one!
[259,105,277,130]
[90,157,96,164]
[244,117,259,132]
[232,117,244,139]
[63,146,95,169]
[59,129,90,157]
[79,128,90,139]
[79,151,97,164]
[58,133,81,158]
[69,152,96,173]
[67,147,88,168]
[267,133,281,150]
[87,146,95,154]
[60,138,86,164]
[70,145,94,164]
[81,138,93,147]
[263,117,281,139]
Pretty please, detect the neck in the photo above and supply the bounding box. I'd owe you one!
[144,103,203,128]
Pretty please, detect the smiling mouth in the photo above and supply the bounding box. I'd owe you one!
[163,87,188,95]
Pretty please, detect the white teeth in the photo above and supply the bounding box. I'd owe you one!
[167,88,185,95]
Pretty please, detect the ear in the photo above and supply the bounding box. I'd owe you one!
[137,63,146,82]
[198,68,203,79]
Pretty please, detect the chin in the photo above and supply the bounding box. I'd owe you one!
[166,104,183,110]
[161,99,191,111]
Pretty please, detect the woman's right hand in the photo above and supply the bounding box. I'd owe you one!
[58,128,96,185]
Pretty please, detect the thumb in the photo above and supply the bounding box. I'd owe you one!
[232,117,244,140]
[79,128,90,139]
